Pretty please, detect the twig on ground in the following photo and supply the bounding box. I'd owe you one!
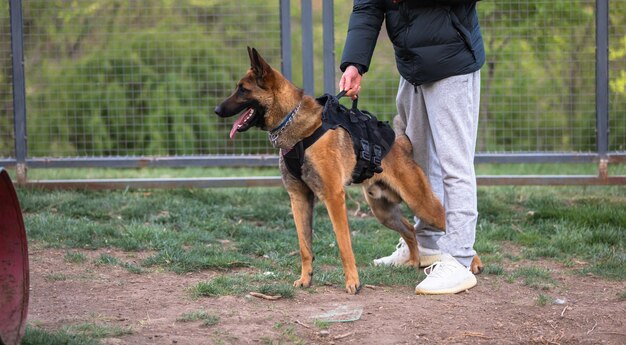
[445,332,492,343]
[364,284,377,290]
[587,320,598,335]
[294,319,311,329]
[560,306,570,317]
[462,332,492,339]
[531,335,561,345]
[249,292,281,300]
[334,332,354,340]
[597,332,626,336]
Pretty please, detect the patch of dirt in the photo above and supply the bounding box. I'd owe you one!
[28,248,626,345]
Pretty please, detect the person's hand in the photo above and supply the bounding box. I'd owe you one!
[339,65,362,99]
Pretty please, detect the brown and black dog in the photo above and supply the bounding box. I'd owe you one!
[215,47,482,294]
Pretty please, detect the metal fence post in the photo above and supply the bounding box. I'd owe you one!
[596,0,609,179]
[9,0,27,184]
[301,0,314,95]
[322,0,335,95]
[280,0,292,81]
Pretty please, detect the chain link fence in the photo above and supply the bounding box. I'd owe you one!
[1,0,625,186]
[609,1,626,152]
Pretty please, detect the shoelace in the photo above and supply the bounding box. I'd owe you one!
[395,238,406,250]
[423,261,457,278]
[389,238,409,258]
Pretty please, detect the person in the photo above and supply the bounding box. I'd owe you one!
[339,0,485,294]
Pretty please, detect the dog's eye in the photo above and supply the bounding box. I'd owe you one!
[237,85,249,95]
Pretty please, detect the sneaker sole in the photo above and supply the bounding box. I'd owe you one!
[414,276,477,295]
[373,259,414,267]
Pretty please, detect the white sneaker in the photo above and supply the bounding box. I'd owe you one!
[373,238,410,266]
[373,238,442,267]
[415,254,477,295]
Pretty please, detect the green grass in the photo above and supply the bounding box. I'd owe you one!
[484,264,506,276]
[476,186,626,280]
[45,273,68,281]
[177,310,220,327]
[120,261,144,274]
[63,323,133,339]
[190,275,250,298]
[16,167,626,298]
[94,253,120,266]
[7,162,625,181]
[92,253,144,274]
[313,319,330,329]
[64,251,87,263]
[189,274,295,299]
[21,325,101,345]
[17,167,281,180]
[263,323,306,345]
[535,293,552,306]
[507,266,557,290]
[475,163,626,176]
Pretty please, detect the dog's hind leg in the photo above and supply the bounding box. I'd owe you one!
[287,185,316,288]
[381,137,446,230]
[363,183,420,267]
[395,170,446,231]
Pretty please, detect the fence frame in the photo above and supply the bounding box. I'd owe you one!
[2,0,625,188]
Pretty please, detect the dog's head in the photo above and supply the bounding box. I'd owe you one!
[214,47,286,139]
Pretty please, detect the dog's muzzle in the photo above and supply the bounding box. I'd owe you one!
[214,105,225,117]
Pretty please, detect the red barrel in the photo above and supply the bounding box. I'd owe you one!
[0,168,29,345]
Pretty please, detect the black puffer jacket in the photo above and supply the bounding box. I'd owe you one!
[340,0,485,86]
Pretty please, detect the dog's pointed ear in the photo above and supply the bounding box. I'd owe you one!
[247,46,256,70]
[247,47,273,87]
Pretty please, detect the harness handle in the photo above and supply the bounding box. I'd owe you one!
[336,90,358,110]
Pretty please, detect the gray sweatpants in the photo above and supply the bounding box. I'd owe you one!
[395,71,480,267]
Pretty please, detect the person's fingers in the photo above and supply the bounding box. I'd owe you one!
[340,74,351,93]
[348,76,362,98]
[339,65,361,95]
[353,85,361,99]
[346,85,360,99]
[342,78,361,98]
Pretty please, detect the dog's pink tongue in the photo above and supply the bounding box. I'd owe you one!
[229,123,239,139]
[229,113,247,139]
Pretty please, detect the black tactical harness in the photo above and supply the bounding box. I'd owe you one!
[281,92,395,184]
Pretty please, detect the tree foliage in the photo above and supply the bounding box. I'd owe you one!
[0,0,624,158]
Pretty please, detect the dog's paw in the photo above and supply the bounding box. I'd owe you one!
[345,280,361,295]
[293,277,312,288]
[470,255,484,275]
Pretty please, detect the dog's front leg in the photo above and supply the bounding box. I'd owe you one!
[322,188,361,294]
[288,188,315,288]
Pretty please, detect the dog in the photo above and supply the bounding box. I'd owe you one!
[215,47,483,294]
